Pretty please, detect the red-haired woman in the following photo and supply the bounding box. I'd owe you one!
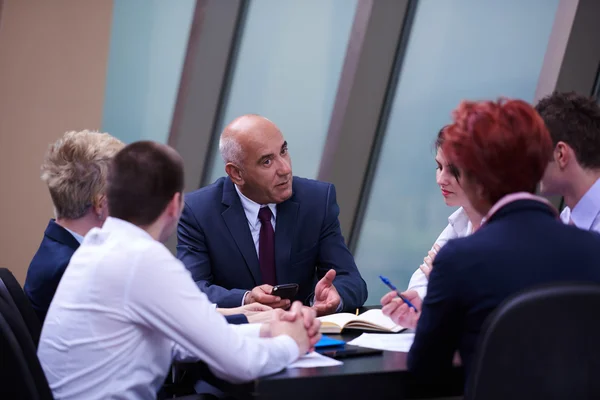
[384,99,600,382]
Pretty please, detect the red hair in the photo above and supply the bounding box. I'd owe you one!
[441,98,552,205]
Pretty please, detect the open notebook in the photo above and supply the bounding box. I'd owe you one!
[318,309,406,334]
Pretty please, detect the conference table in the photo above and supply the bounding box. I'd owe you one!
[210,329,464,400]
[177,307,464,400]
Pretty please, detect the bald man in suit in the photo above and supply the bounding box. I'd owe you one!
[177,115,367,315]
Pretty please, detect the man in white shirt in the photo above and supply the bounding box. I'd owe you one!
[536,91,600,233]
[38,141,321,400]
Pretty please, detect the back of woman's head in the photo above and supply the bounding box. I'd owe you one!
[441,98,552,206]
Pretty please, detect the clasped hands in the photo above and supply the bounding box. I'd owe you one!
[219,301,322,355]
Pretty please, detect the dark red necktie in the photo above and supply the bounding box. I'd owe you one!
[258,207,277,285]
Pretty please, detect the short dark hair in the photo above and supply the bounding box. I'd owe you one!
[535,91,600,169]
[108,141,184,226]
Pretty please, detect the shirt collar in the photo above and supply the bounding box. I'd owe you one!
[481,192,558,225]
[63,227,85,244]
[448,207,472,236]
[234,185,277,229]
[569,177,600,230]
[97,217,155,241]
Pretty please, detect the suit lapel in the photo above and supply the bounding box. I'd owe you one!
[274,197,299,285]
[221,180,262,285]
[44,220,81,250]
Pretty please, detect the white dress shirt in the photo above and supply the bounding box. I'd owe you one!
[38,217,299,400]
[235,185,277,255]
[234,185,343,310]
[407,207,473,299]
[560,177,600,234]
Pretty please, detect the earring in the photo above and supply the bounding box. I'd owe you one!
[98,212,104,221]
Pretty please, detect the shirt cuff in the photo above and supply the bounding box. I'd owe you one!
[336,298,344,313]
[233,322,263,337]
[272,334,300,362]
[241,291,249,306]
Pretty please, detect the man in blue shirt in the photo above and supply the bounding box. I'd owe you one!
[536,91,600,233]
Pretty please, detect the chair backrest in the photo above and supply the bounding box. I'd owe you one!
[466,282,600,400]
[0,309,39,399]
[0,268,41,346]
[0,297,53,400]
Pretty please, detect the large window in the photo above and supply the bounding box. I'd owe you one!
[102,0,195,144]
[354,0,559,304]
[205,0,357,183]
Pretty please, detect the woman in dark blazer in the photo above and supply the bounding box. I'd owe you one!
[382,98,600,382]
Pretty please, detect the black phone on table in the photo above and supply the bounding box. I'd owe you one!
[319,344,383,359]
[271,283,299,300]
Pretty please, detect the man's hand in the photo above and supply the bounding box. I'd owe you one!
[312,269,341,317]
[247,309,280,324]
[279,305,321,352]
[380,289,422,329]
[244,284,291,309]
[419,244,441,279]
[258,305,322,351]
[217,303,272,317]
[266,301,311,356]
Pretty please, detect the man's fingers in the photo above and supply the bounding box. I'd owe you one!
[268,299,291,309]
[321,269,336,285]
[253,292,281,304]
[278,310,297,322]
[289,301,303,316]
[419,264,431,278]
[249,303,273,312]
[433,244,441,254]
[311,303,331,315]
[302,308,317,329]
[308,320,321,337]
[309,333,322,348]
[258,284,275,293]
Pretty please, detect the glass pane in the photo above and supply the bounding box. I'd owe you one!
[205,0,357,183]
[354,0,559,304]
[101,0,195,144]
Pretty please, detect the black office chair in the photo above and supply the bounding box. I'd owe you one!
[466,282,600,400]
[0,310,40,399]
[0,297,53,399]
[0,268,41,346]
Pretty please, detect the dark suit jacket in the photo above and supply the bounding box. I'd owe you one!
[25,220,248,325]
[177,176,368,309]
[24,219,79,323]
[408,199,600,381]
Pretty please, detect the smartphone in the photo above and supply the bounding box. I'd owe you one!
[319,345,383,359]
[271,283,299,300]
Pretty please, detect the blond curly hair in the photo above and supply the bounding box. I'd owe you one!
[41,130,125,219]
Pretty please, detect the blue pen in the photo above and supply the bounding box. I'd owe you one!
[379,275,418,312]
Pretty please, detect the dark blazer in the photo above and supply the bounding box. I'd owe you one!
[177,177,368,309]
[24,219,79,323]
[24,219,249,326]
[408,199,600,381]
